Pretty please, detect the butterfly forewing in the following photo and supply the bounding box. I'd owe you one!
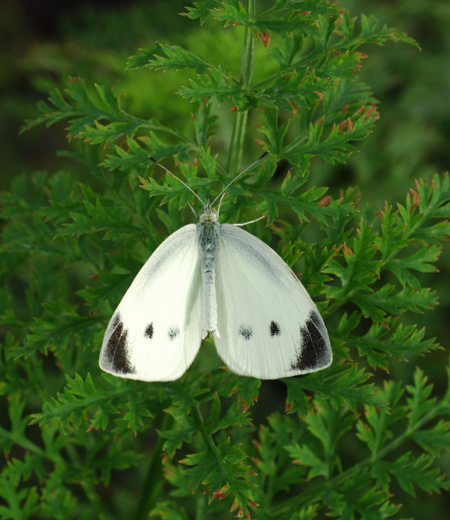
[100,224,205,381]
[213,224,332,379]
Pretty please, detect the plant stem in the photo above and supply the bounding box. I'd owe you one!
[134,412,174,520]
[227,0,256,175]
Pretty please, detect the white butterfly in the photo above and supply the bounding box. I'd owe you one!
[100,154,332,381]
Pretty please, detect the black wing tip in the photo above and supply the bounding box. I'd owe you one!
[290,310,332,372]
[103,314,136,375]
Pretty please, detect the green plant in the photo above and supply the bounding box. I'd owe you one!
[1,1,449,519]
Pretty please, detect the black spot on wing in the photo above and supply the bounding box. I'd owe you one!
[238,325,253,341]
[145,323,154,339]
[168,326,180,340]
[105,314,136,374]
[270,321,281,337]
[290,311,330,371]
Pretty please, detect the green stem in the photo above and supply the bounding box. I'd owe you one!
[227,0,256,175]
[0,426,48,459]
[134,412,174,520]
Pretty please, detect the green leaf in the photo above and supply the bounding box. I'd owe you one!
[286,363,388,415]
[23,301,102,358]
[103,135,195,171]
[181,437,257,517]
[184,0,222,24]
[406,367,437,426]
[285,443,328,479]
[286,106,379,165]
[356,380,406,455]
[376,453,448,496]
[179,66,251,108]
[22,78,123,138]
[128,43,213,72]
[353,285,438,322]
[337,12,420,51]
[351,320,439,370]
[410,419,450,456]
[31,373,160,434]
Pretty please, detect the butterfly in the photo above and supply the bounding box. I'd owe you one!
[99,153,332,381]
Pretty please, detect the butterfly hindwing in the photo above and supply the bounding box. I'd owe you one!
[100,224,204,381]
[213,224,332,379]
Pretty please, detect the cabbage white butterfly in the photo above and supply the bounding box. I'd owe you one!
[100,154,332,381]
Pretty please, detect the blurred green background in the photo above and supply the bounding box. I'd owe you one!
[1,0,449,517]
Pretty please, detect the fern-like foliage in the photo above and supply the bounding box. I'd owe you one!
[1,1,448,519]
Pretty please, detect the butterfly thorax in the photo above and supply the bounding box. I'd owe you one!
[198,202,219,253]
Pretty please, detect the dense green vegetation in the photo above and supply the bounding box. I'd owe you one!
[1,1,449,518]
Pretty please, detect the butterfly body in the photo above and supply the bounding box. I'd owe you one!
[100,200,332,381]
[198,203,219,336]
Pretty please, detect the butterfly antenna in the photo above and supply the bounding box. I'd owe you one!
[216,192,227,220]
[149,156,205,205]
[211,151,269,206]
[187,200,198,219]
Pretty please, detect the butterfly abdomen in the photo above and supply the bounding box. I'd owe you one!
[199,220,219,335]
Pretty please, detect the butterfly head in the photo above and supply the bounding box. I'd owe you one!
[199,202,218,223]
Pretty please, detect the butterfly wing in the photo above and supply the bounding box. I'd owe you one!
[213,224,332,379]
[100,224,204,381]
